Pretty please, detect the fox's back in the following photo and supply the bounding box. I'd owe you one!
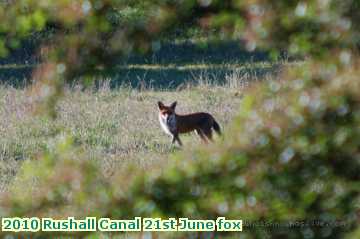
[176,112,214,133]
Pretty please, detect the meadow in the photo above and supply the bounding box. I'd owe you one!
[0,51,282,193]
[0,39,289,193]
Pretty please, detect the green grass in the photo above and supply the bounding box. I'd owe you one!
[0,81,247,192]
[0,41,287,192]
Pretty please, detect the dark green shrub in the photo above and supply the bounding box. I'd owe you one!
[115,63,360,238]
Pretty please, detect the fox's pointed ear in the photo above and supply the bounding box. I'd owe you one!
[170,101,177,110]
[158,101,165,110]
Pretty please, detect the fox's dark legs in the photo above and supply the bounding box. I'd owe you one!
[171,127,214,146]
[196,129,209,144]
[202,127,214,142]
[204,129,213,142]
[172,134,183,146]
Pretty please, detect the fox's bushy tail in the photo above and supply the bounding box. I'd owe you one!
[213,120,221,135]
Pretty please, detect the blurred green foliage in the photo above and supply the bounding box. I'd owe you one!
[0,0,360,238]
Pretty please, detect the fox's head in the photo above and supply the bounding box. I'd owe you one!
[158,101,178,134]
[158,101,177,117]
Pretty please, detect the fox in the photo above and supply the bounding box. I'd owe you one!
[158,101,221,146]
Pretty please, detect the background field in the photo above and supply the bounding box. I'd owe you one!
[0,40,282,88]
[0,41,283,193]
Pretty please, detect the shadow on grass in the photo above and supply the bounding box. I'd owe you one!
[93,64,278,89]
[124,40,270,65]
[0,66,34,87]
[0,40,280,89]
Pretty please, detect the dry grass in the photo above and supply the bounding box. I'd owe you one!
[0,82,245,192]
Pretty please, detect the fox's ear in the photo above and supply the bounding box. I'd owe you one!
[158,101,165,110]
[170,101,177,110]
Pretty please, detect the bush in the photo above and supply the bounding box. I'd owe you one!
[115,63,360,238]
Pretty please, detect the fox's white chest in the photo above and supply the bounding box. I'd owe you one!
[159,114,177,136]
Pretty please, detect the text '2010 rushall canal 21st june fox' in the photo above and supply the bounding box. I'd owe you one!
[2,217,243,232]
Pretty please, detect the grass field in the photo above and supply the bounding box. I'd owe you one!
[0,41,287,194]
[0,78,251,192]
